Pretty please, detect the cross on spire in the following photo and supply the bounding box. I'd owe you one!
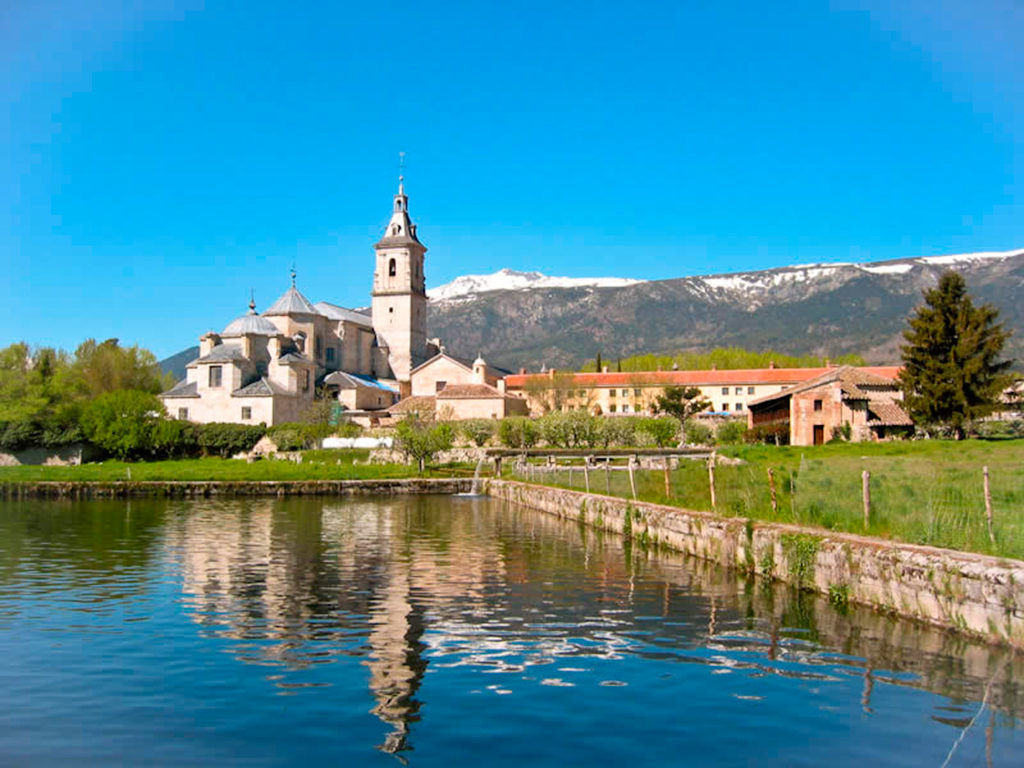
[398,151,406,194]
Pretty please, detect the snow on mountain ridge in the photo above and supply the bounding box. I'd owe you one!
[428,268,644,301]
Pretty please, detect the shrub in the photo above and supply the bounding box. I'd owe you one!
[636,416,679,447]
[151,418,199,459]
[684,421,713,446]
[0,419,43,451]
[601,417,638,448]
[395,417,455,471]
[744,421,790,445]
[459,418,496,447]
[498,417,539,449]
[197,422,266,458]
[79,389,165,460]
[716,420,748,445]
[539,410,604,448]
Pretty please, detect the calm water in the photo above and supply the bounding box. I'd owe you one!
[0,495,1020,766]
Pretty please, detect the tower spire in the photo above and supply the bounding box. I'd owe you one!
[290,264,297,288]
[398,151,405,195]
[248,288,256,314]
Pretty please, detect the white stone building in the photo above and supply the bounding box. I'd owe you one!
[160,179,438,425]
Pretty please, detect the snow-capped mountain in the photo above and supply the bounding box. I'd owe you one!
[428,268,643,302]
[426,248,1024,371]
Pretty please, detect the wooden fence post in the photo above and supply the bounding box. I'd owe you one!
[628,457,638,500]
[568,466,574,488]
[663,460,672,499]
[708,453,717,510]
[767,467,778,514]
[862,470,870,530]
[984,465,995,544]
[584,459,591,493]
[605,462,611,495]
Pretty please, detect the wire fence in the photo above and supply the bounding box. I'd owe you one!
[503,451,1024,560]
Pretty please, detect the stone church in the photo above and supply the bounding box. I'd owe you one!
[159,179,442,425]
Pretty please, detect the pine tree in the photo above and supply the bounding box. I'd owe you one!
[899,271,1012,439]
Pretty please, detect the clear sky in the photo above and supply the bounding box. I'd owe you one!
[3,0,1022,359]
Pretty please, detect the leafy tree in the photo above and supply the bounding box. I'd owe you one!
[80,390,164,460]
[521,371,578,413]
[684,421,713,446]
[635,416,678,447]
[653,385,710,441]
[67,338,173,400]
[298,394,339,447]
[715,420,748,445]
[581,347,865,373]
[459,419,496,447]
[395,416,455,471]
[498,417,539,449]
[899,271,1013,439]
[151,419,199,458]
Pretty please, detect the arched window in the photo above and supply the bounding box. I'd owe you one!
[388,258,396,277]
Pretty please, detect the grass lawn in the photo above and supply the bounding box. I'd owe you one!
[0,449,470,483]
[509,438,1024,560]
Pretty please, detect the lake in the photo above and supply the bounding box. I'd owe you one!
[0,494,1020,766]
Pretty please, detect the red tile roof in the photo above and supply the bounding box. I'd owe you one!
[504,366,901,389]
[437,383,524,401]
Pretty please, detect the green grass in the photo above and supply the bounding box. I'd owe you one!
[507,439,1024,560]
[0,449,471,483]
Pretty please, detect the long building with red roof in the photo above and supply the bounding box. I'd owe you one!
[503,364,901,416]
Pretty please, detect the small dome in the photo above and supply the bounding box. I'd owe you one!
[473,356,486,367]
[223,310,280,337]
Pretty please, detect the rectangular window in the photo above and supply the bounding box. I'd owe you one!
[634,388,641,396]
[609,389,616,397]
[748,386,755,395]
[813,399,823,412]
[209,366,222,387]
[622,405,630,413]
[721,387,729,395]
[177,408,189,420]
[735,403,744,411]
[722,403,730,411]
[435,380,447,393]
[735,386,743,395]
[241,406,252,420]
[302,370,310,393]
[326,347,335,362]
[609,404,617,413]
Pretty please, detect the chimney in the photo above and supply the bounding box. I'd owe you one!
[497,379,506,393]
[825,358,832,368]
[711,364,717,371]
[548,368,556,379]
[519,367,526,374]
[769,360,775,369]
[602,365,608,373]
[199,332,221,356]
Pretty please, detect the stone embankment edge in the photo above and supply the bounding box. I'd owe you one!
[1,478,472,499]
[486,479,1024,650]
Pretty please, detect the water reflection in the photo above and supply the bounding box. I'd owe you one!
[0,495,1021,766]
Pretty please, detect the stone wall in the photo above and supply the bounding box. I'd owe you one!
[0,443,102,467]
[2,478,471,499]
[486,479,1024,649]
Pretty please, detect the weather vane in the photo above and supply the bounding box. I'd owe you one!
[399,150,405,183]
[290,264,297,287]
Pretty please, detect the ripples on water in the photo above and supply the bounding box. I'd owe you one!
[0,495,1020,766]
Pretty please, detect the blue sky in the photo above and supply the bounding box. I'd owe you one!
[3,0,1022,358]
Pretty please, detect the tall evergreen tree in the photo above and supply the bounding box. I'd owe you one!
[899,271,1012,439]
[595,352,603,372]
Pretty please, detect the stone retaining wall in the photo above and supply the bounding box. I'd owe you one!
[486,479,1024,649]
[2,478,471,499]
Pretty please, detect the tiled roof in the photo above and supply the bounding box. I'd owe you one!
[437,383,514,399]
[866,399,913,426]
[389,395,436,414]
[411,352,513,378]
[314,302,373,327]
[159,380,199,399]
[504,366,901,389]
[278,352,312,365]
[223,310,280,336]
[748,366,899,407]
[263,286,321,316]
[195,345,248,363]
[232,377,286,397]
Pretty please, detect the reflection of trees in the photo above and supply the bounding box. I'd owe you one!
[0,499,164,602]
[163,494,1023,757]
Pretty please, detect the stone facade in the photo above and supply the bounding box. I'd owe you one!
[160,180,437,425]
[747,366,913,445]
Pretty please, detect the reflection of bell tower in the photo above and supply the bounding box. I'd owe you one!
[371,176,427,384]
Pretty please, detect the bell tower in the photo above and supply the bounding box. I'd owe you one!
[371,175,427,382]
